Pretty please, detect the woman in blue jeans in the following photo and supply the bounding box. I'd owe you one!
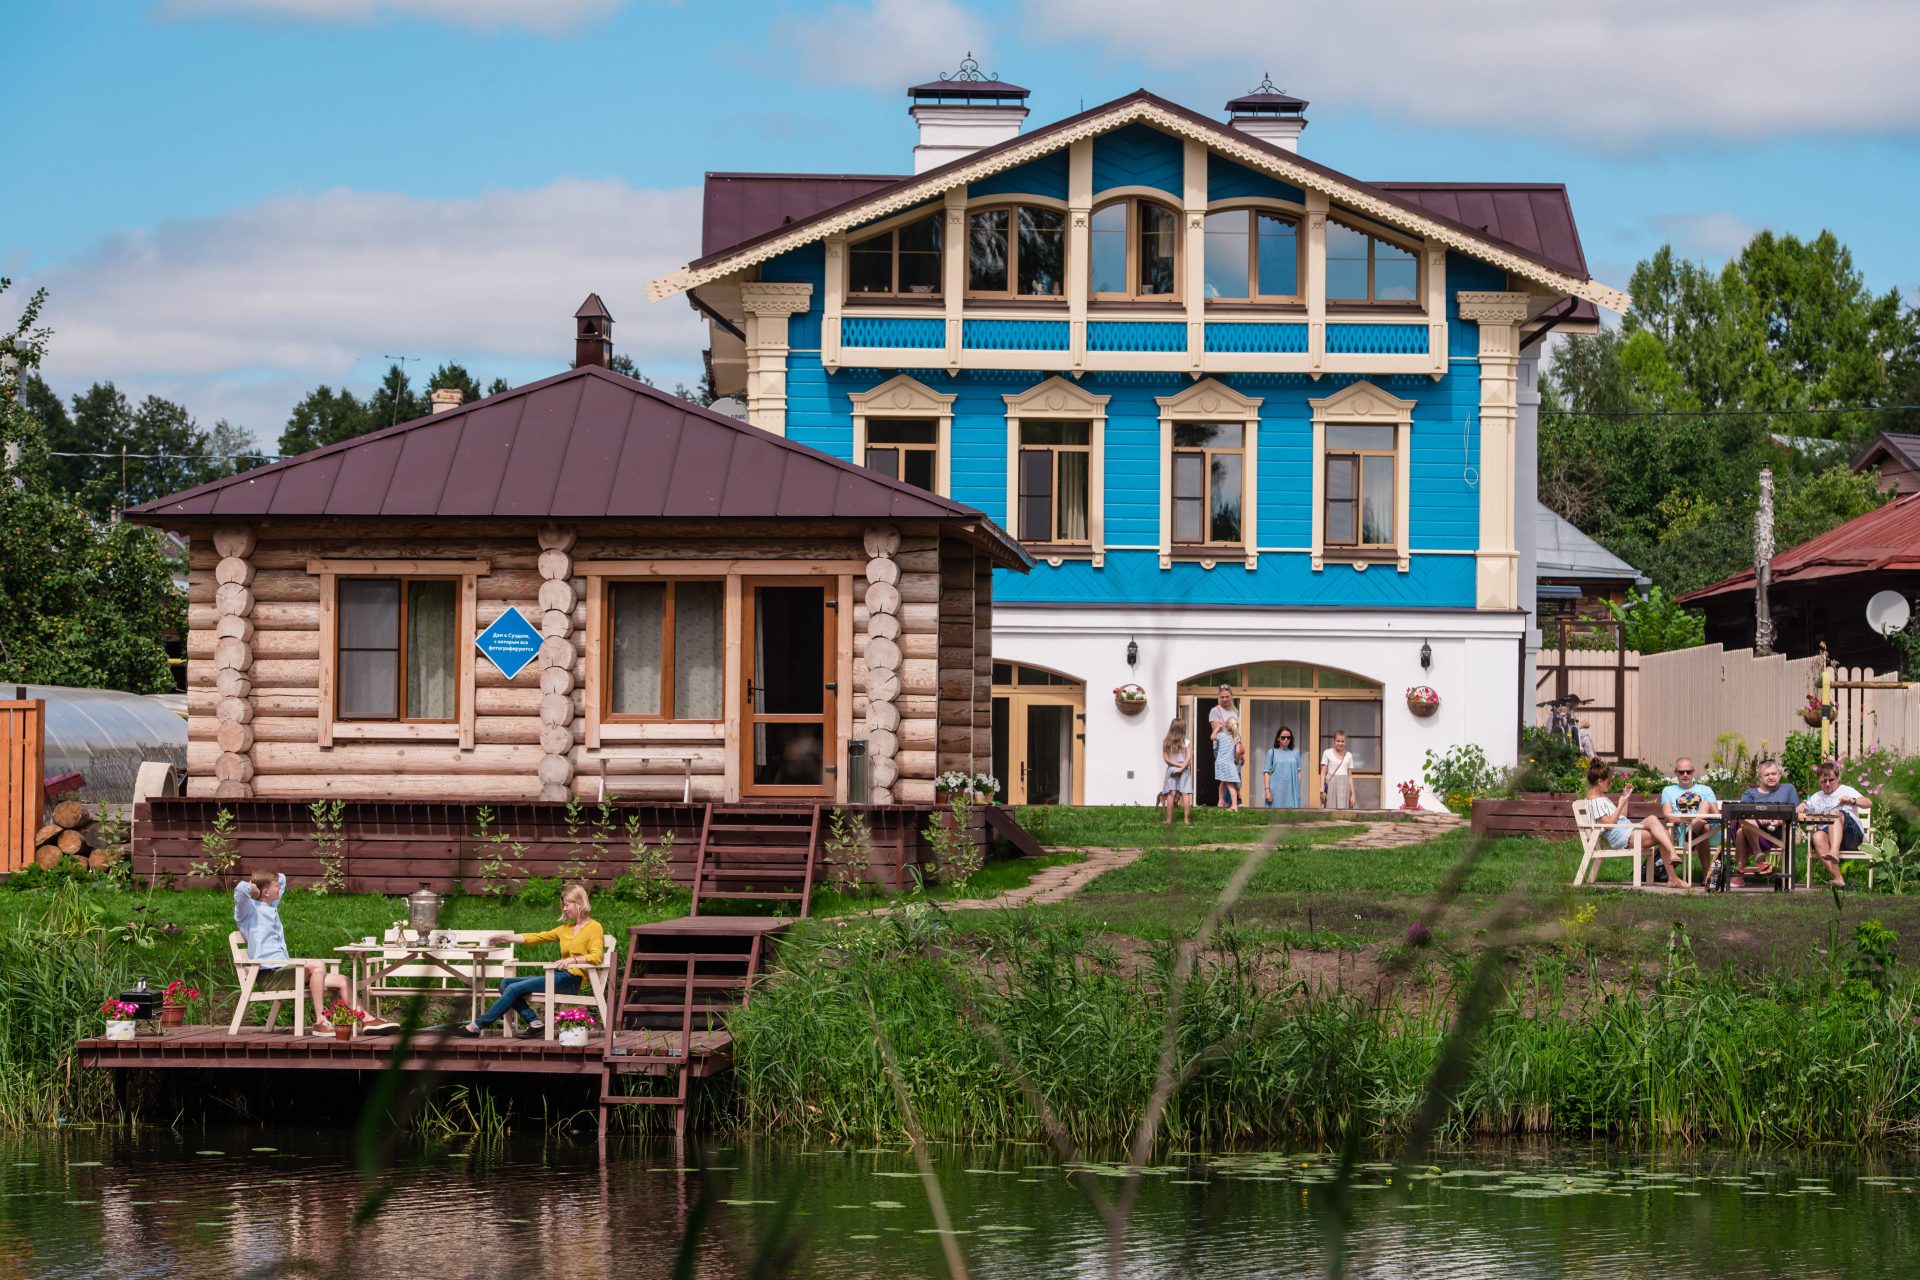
[457,883,604,1039]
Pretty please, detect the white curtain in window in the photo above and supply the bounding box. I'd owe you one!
[610,584,666,716]
[673,582,725,720]
[1056,452,1089,542]
[405,581,457,719]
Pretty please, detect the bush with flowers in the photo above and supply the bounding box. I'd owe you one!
[161,980,201,1012]
[325,1002,368,1027]
[555,1008,598,1029]
[100,999,139,1022]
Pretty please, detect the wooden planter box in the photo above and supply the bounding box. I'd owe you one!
[1469,792,1663,839]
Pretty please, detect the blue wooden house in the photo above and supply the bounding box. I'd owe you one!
[652,71,1627,807]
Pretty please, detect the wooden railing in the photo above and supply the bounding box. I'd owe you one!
[1,701,46,873]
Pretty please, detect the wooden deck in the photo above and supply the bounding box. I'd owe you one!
[77,1024,735,1079]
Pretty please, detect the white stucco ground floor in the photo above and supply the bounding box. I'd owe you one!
[990,604,1527,808]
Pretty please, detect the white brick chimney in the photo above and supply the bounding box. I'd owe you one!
[908,55,1029,174]
[1226,75,1309,153]
[430,387,464,414]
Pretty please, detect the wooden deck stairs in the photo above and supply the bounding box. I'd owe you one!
[596,916,788,1140]
[687,803,822,916]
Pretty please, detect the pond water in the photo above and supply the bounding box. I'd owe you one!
[0,1129,1914,1278]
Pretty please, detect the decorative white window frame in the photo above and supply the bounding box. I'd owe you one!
[1003,376,1110,566]
[1308,381,1415,573]
[1157,379,1262,570]
[310,558,486,750]
[849,374,958,497]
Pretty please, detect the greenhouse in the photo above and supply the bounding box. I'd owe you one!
[13,683,186,806]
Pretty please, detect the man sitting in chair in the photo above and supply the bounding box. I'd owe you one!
[1660,757,1720,885]
[234,872,352,1035]
[1799,759,1871,888]
[1733,757,1798,887]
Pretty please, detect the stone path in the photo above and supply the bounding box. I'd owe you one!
[1324,812,1467,850]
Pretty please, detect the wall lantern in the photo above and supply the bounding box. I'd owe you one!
[1126,637,1139,669]
[1419,640,1432,670]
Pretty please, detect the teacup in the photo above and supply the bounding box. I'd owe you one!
[361,936,376,946]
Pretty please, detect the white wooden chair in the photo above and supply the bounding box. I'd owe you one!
[503,938,618,1040]
[1803,808,1876,889]
[366,927,515,1023]
[1572,800,1645,888]
[227,931,339,1037]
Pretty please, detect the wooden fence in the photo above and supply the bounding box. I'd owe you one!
[1631,645,1919,766]
[1534,621,1638,760]
[1,701,46,874]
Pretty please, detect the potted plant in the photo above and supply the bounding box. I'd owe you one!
[1800,693,1823,727]
[1113,683,1148,715]
[159,980,201,1029]
[325,1002,368,1042]
[970,771,999,804]
[1395,779,1422,811]
[1406,685,1440,718]
[101,999,139,1041]
[555,1008,598,1047]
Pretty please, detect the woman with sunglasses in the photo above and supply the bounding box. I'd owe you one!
[1262,727,1303,809]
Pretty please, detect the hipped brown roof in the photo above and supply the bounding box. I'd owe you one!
[124,365,1030,569]
[1680,492,1920,603]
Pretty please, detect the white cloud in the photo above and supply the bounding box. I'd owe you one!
[158,0,625,35]
[1026,0,1920,145]
[1647,212,1766,261]
[778,0,993,90]
[30,179,706,443]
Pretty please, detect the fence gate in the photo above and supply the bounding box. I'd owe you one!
[1,701,46,873]
[1534,620,1638,760]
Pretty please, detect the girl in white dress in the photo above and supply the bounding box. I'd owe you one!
[1159,719,1194,825]
[1320,731,1355,809]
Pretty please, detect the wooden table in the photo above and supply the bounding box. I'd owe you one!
[335,941,508,1022]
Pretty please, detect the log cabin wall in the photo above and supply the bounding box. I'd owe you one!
[183,519,968,804]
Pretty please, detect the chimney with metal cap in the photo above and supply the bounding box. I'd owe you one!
[908,54,1029,174]
[1226,74,1309,153]
[574,293,613,369]
[429,387,463,414]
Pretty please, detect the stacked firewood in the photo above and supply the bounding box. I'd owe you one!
[32,802,126,872]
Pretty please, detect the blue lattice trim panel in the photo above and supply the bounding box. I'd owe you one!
[1204,323,1310,354]
[1087,321,1186,353]
[963,319,1070,351]
[843,317,945,349]
[1325,324,1429,355]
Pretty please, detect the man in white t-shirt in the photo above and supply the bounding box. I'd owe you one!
[1798,760,1871,887]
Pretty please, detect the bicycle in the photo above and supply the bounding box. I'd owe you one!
[1536,694,1595,755]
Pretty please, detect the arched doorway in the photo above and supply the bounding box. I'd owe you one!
[1179,663,1383,808]
[991,661,1085,805]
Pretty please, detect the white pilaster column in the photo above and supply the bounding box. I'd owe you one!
[738,282,814,437]
[1182,137,1207,373]
[1305,191,1329,378]
[1456,290,1533,610]
[944,189,967,371]
[1067,139,1092,373]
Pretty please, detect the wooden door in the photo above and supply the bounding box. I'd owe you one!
[740,581,836,797]
[1,701,46,873]
[999,690,1084,805]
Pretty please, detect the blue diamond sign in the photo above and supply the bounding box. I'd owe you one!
[475,607,543,681]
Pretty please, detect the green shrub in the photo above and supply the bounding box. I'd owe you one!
[1423,743,1504,812]
[1781,731,1822,794]
[1518,726,1586,793]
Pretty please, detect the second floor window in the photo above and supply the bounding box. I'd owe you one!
[1016,420,1091,544]
[848,213,943,298]
[968,206,1066,297]
[607,580,725,721]
[1326,221,1419,304]
[1324,424,1397,548]
[1090,198,1178,300]
[865,419,939,493]
[1203,209,1300,300]
[338,577,456,722]
[1171,423,1243,546]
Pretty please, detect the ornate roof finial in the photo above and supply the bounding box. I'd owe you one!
[1250,71,1285,95]
[940,52,1000,84]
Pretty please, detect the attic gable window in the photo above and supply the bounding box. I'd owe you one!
[967,205,1066,298]
[848,213,943,298]
[1203,209,1300,301]
[1089,198,1178,300]
[1326,220,1419,304]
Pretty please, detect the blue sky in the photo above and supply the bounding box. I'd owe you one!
[6,0,1917,447]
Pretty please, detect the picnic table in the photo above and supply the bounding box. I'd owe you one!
[335,933,514,1023]
[1672,805,1802,892]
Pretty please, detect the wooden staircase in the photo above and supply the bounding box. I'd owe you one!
[687,803,823,916]
[597,917,787,1141]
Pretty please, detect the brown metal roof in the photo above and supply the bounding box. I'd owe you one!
[907,78,1030,100]
[702,172,903,258]
[1680,492,1920,603]
[1853,431,1920,474]
[124,365,1030,568]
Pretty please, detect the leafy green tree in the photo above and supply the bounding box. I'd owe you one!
[30,382,248,515]
[363,363,426,434]
[1608,587,1706,655]
[277,384,369,455]
[1,279,53,482]
[485,376,510,396]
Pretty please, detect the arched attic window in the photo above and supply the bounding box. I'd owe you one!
[1203,208,1301,301]
[847,212,944,298]
[1326,220,1420,304]
[1088,197,1179,301]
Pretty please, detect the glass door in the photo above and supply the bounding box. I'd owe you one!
[1247,698,1311,808]
[989,669,1085,805]
[742,581,835,797]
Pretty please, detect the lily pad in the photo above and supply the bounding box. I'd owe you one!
[68,1161,102,1168]
[870,1201,905,1210]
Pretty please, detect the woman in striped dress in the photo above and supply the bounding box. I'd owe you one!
[1213,713,1243,810]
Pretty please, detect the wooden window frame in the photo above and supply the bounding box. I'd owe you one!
[849,375,956,498]
[1308,381,1415,572]
[1202,206,1303,303]
[1004,377,1110,565]
[1015,421,1093,547]
[1155,380,1261,570]
[1325,217,1424,308]
[1169,427,1246,550]
[864,424,941,494]
[964,200,1069,301]
[1322,437,1398,552]
[846,211,944,301]
[1088,195,1183,302]
[601,578,727,725]
[311,558,484,749]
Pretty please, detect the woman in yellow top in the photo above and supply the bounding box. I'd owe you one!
[456,883,605,1039]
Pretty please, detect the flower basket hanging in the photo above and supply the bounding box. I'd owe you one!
[1406,685,1440,718]
[1799,695,1823,727]
[1113,683,1148,715]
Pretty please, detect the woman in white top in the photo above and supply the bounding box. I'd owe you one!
[1320,731,1355,808]
[1798,758,1871,887]
[1583,759,1679,884]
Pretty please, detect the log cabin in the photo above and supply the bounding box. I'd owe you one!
[125,302,1029,811]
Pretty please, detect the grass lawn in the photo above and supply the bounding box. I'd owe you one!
[1010,803,1393,847]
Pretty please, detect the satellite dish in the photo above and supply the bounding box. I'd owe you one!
[1866,590,1911,637]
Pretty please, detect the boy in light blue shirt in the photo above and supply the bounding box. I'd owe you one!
[234,872,349,1033]
[1659,756,1720,884]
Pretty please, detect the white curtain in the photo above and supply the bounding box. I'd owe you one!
[673,582,725,720]
[610,584,666,716]
[405,581,456,719]
[1057,452,1089,542]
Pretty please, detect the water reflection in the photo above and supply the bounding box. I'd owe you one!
[0,1131,1913,1279]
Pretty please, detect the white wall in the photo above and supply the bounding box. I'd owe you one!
[994,604,1525,806]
